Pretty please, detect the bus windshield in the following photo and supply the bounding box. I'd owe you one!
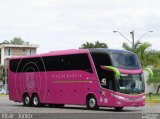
[110,53,141,68]
[118,74,144,94]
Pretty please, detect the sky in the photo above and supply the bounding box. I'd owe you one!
[0,0,160,53]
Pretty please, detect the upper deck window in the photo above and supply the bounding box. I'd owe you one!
[110,53,141,69]
[43,53,93,73]
[9,53,93,73]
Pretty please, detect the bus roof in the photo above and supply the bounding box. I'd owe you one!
[9,49,89,60]
[9,48,134,60]
[89,48,135,54]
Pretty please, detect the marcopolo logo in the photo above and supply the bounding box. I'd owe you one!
[25,73,35,90]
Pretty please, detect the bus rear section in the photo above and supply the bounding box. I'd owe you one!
[8,48,145,110]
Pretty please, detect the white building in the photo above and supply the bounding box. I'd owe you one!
[0,44,39,91]
[0,44,39,65]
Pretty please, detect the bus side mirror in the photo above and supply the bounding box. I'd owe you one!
[143,68,153,80]
[100,66,120,80]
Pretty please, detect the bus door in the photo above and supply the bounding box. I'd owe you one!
[99,70,115,106]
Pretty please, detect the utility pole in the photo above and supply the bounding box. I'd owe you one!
[113,30,153,51]
[130,30,135,50]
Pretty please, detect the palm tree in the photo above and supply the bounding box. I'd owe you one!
[122,41,151,67]
[94,41,108,48]
[122,40,141,52]
[145,50,160,69]
[80,41,108,49]
[145,50,160,94]
[122,40,160,91]
[80,42,94,48]
[135,42,151,67]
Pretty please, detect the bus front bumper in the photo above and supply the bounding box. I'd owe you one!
[112,94,145,107]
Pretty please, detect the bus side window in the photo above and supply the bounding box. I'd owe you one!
[43,53,93,73]
[64,54,93,73]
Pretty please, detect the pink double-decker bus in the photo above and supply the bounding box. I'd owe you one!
[8,48,145,111]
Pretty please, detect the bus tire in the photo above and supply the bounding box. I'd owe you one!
[114,107,123,111]
[32,94,40,107]
[87,95,99,110]
[23,93,31,106]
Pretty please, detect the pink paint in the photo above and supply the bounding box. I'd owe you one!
[118,68,143,74]
[8,49,145,109]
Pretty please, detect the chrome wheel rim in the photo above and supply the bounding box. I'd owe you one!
[89,98,96,108]
[25,96,30,105]
[33,97,38,106]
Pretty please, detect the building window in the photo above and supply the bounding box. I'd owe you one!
[30,49,32,55]
[26,49,32,55]
[7,49,11,56]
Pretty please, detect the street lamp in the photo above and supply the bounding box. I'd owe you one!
[137,31,153,41]
[113,30,153,50]
[113,31,132,44]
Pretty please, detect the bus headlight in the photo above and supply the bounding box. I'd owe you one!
[112,94,145,102]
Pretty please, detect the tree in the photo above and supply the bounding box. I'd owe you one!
[0,37,29,45]
[80,41,108,49]
[94,41,108,48]
[145,50,160,69]
[122,41,151,67]
[147,69,160,94]
[0,40,10,44]
[122,40,160,68]
[10,37,25,45]
[122,40,142,52]
[80,42,94,48]
[122,41,160,92]
[145,50,160,93]
[135,42,151,67]
[0,66,4,84]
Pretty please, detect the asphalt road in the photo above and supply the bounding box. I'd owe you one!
[0,96,160,119]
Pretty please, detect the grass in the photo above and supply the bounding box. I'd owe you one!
[0,94,8,96]
[146,94,160,100]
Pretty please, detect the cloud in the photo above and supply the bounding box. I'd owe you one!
[0,0,160,53]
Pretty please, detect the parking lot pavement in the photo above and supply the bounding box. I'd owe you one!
[0,96,160,119]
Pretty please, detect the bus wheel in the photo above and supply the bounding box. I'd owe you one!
[55,104,65,108]
[114,107,123,111]
[23,94,31,106]
[87,95,99,110]
[32,94,40,107]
